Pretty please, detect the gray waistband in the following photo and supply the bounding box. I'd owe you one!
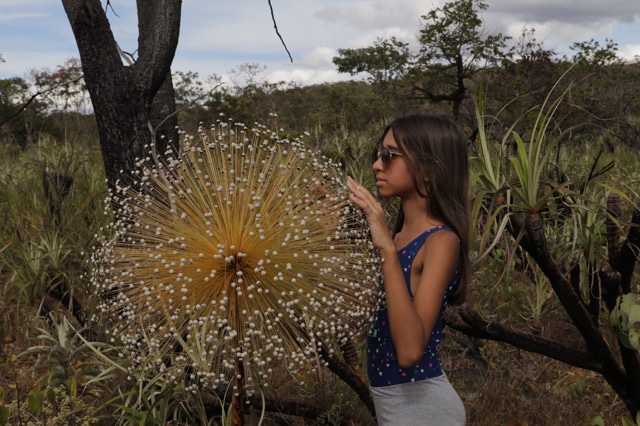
[370,374,465,426]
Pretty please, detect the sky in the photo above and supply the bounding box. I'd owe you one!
[1,0,640,87]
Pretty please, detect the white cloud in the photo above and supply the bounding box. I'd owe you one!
[267,68,350,86]
[346,26,419,49]
[298,47,337,69]
[494,19,616,53]
[314,0,427,31]
[488,0,640,25]
[619,44,640,61]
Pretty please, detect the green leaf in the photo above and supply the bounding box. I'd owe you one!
[629,330,640,350]
[27,389,44,415]
[0,405,9,426]
[617,332,633,350]
[138,411,148,426]
[46,387,56,405]
[629,304,640,325]
[619,295,635,324]
[610,309,621,328]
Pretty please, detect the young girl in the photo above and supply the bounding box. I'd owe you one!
[347,114,468,425]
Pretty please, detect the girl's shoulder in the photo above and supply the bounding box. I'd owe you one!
[423,226,459,253]
[426,224,459,239]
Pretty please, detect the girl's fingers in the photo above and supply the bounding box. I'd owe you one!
[349,193,369,211]
[348,182,371,205]
[347,177,373,200]
[346,178,392,249]
[347,178,384,220]
[350,191,380,221]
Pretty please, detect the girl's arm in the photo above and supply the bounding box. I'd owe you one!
[347,177,458,368]
[381,231,458,367]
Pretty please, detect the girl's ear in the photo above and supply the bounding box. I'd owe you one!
[422,178,432,197]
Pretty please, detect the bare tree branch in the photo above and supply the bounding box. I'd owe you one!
[0,76,84,127]
[444,306,601,371]
[104,0,119,17]
[267,0,293,62]
[317,346,375,418]
[200,388,329,421]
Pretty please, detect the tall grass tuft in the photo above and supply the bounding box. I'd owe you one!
[89,118,381,399]
[0,138,107,322]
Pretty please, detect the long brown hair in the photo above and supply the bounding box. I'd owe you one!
[382,114,470,305]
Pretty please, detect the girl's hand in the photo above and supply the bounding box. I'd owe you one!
[346,177,395,252]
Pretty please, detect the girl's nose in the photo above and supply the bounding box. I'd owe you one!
[372,156,383,172]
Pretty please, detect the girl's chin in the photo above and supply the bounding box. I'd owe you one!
[375,188,393,198]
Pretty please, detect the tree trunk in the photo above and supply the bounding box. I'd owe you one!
[138,1,180,154]
[61,0,182,189]
[149,74,179,155]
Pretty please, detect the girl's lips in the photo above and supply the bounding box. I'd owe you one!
[375,179,385,186]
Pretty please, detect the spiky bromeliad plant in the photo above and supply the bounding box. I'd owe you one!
[90,119,380,413]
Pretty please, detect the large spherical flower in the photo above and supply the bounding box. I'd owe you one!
[90,119,380,392]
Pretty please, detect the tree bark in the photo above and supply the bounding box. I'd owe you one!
[138,0,180,153]
[61,0,182,189]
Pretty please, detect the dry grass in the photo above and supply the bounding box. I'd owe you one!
[443,333,629,425]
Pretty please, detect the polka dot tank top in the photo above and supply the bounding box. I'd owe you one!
[367,225,460,388]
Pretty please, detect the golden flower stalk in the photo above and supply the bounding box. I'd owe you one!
[90,119,380,392]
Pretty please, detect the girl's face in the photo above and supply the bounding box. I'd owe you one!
[372,131,416,199]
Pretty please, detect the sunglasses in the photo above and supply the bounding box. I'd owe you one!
[372,146,404,166]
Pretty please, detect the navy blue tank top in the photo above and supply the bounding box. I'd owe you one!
[367,225,459,387]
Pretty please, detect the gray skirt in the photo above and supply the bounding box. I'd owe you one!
[370,373,465,426]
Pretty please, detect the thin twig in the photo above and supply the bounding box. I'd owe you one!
[116,43,135,65]
[104,0,120,17]
[267,0,293,62]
